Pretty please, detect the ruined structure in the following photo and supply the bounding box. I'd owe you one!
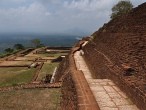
[55,3,146,110]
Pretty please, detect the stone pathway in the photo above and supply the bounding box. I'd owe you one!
[74,51,139,110]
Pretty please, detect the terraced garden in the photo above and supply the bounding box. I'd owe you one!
[0,47,70,109]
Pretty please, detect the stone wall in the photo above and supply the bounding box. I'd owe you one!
[82,30,146,110]
[57,43,99,110]
[60,72,77,110]
[54,56,69,82]
[81,3,146,110]
[82,33,146,110]
[55,3,146,109]
[57,50,78,110]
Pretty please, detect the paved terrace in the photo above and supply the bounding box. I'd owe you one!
[74,50,139,110]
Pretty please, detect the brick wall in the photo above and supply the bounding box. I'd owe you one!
[57,43,100,110]
[82,33,146,110]
[54,56,69,82]
[54,52,78,110]
[60,72,78,110]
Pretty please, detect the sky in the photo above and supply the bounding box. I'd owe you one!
[0,0,145,35]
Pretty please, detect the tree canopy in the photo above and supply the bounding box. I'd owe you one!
[14,44,25,50]
[4,48,14,53]
[111,0,133,19]
[31,39,41,48]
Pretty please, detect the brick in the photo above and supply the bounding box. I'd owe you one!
[97,100,116,108]
[100,107,118,110]
[90,86,105,92]
[112,98,133,106]
[103,86,116,93]
[118,105,139,110]
[112,86,121,92]
[118,92,128,99]
[78,105,86,110]
[108,92,122,99]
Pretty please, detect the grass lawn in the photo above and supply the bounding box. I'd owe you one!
[46,53,68,58]
[33,53,68,59]
[37,62,59,81]
[0,67,36,87]
[0,88,61,110]
[36,53,51,57]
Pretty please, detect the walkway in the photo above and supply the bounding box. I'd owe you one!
[74,50,139,110]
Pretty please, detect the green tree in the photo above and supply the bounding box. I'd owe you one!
[14,44,25,50]
[111,0,133,19]
[31,39,41,48]
[4,48,14,53]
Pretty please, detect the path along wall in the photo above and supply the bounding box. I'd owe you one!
[55,41,99,110]
[82,33,146,110]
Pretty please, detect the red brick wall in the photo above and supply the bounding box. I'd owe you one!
[57,44,100,110]
[82,33,146,110]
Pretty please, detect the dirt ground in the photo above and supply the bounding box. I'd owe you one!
[15,56,37,61]
[0,61,32,66]
[0,88,61,110]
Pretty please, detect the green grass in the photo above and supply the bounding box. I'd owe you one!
[36,53,51,57]
[0,88,61,110]
[35,53,68,59]
[0,53,8,58]
[0,67,36,87]
[47,53,68,58]
[37,62,59,81]
[0,49,21,58]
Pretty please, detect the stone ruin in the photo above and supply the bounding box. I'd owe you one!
[55,2,146,110]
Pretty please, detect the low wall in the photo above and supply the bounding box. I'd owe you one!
[59,49,78,110]
[57,42,100,110]
[54,56,69,82]
[32,62,44,82]
[0,82,61,92]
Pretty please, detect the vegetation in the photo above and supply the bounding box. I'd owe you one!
[0,44,25,58]
[0,47,67,109]
[0,88,61,110]
[37,62,59,81]
[111,0,133,19]
[14,43,25,50]
[31,38,44,48]
[4,48,14,53]
[35,53,51,57]
[47,53,68,58]
[0,53,8,58]
[0,67,36,87]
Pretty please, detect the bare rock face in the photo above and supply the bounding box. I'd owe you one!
[82,2,146,110]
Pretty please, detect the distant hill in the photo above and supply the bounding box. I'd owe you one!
[0,34,79,53]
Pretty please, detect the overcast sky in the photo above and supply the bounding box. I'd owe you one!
[0,0,145,35]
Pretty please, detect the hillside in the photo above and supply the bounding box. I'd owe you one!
[57,2,146,110]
